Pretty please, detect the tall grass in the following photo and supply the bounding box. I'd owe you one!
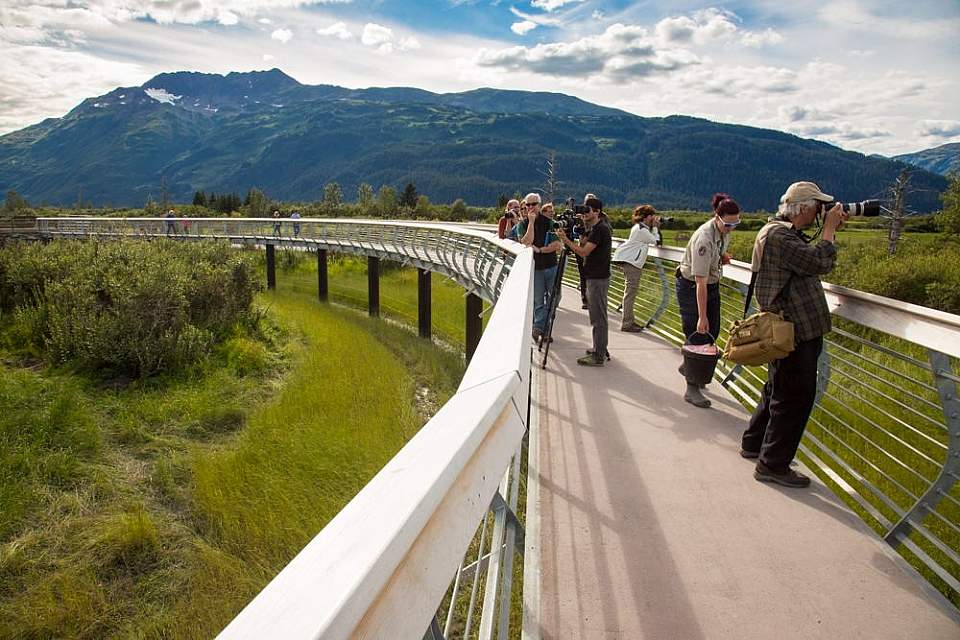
[0,259,465,638]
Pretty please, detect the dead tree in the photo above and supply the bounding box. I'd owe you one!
[540,152,560,205]
[887,170,910,256]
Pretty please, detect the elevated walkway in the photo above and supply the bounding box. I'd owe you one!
[528,291,960,639]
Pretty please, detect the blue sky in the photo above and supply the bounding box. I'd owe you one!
[1,0,958,155]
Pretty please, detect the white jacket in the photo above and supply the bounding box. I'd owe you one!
[612,223,660,269]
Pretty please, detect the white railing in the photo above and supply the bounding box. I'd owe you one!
[38,217,534,638]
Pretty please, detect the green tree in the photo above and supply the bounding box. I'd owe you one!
[414,194,431,218]
[378,185,398,218]
[245,188,271,217]
[323,182,343,212]
[192,190,207,207]
[3,190,28,214]
[400,183,418,210]
[939,172,960,236]
[450,198,468,221]
[357,183,375,212]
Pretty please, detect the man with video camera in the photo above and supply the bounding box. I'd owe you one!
[740,181,848,488]
[557,196,612,366]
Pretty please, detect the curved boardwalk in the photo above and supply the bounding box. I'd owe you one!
[527,290,960,639]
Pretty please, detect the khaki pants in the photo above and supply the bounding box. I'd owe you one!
[619,263,643,328]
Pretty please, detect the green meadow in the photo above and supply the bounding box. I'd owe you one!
[0,243,465,638]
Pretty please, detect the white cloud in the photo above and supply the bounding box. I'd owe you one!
[741,28,782,48]
[316,21,352,40]
[511,21,537,36]
[262,53,275,61]
[361,23,393,47]
[360,22,418,53]
[271,28,293,43]
[216,10,238,26]
[591,10,604,20]
[530,0,583,11]
[918,120,960,138]
[258,18,273,25]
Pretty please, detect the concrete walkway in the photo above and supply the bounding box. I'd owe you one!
[528,291,960,639]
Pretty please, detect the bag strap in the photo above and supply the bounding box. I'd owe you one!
[742,271,757,318]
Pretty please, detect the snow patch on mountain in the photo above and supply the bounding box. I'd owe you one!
[144,88,182,105]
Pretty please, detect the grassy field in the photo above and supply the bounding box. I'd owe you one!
[0,278,464,638]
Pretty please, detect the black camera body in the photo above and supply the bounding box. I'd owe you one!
[556,207,586,239]
[822,199,881,217]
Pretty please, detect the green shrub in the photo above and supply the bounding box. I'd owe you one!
[0,240,262,377]
[220,336,271,376]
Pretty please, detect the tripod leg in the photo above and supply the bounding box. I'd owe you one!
[540,251,568,368]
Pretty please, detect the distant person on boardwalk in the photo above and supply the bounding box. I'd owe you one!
[291,210,302,237]
[180,211,191,235]
[557,196,612,366]
[272,210,281,236]
[517,194,561,342]
[612,204,661,332]
[165,209,176,236]
[741,181,847,488]
[498,199,521,239]
[676,193,741,408]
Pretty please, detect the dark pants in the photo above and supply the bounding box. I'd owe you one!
[742,336,824,471]
[585,277,610,358]
[575,255,588,304]
[675,275,720,344]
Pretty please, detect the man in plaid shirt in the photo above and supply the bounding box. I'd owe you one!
[740,181,848,488]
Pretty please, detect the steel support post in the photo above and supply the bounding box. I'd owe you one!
[466,293,482,362]
[368,256,380,317]
[885,350,960,549]
[418,268,432,339]
[265,243,276,290]
[317,249,328,302]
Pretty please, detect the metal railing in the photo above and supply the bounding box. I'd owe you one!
[573,240,960,602]
[37,217,534,638]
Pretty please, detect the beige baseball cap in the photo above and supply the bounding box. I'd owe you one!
[780,181,833,204]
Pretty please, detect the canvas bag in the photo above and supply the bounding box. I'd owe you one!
[723,221,796,366]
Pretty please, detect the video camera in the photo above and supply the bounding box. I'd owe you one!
[556,199,587,239]
[821,199,881,217]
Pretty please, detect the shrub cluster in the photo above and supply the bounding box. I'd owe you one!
[0,240,262,376]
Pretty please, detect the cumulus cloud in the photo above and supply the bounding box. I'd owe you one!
[917,120,960,138]
[511,21,537,36]
[531,0,583,11]
[741,28,782,48]
[360,22,418,53]
[271,28,293,43]
[316,21,352,40]
[477,22,702,80]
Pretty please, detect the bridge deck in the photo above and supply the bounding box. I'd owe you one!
[529,290,959,639]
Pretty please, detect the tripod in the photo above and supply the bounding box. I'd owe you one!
[538,248,611,369]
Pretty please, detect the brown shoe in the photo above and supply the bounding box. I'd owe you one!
[621,323,644,333]
[754,462,810,488]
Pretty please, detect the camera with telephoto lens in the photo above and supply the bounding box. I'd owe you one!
[556,203,588,239]
[821,199,881,217]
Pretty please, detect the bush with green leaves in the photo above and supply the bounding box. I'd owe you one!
[0,240,262,376]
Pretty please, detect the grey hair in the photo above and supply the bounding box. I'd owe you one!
[524,192,541,204]
[778,199,816,220]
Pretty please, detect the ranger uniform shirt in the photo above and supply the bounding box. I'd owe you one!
[679,219,728,283]
[755,225,837,342]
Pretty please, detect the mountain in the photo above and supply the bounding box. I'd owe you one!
[0,69,947,211]
[893,143,960,177]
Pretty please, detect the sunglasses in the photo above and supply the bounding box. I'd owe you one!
[524,202,540,208]
[722,220,741,228]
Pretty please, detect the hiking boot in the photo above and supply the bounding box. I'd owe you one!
[532,328,543,342]
[577,354,604,367]
[621,323,644,333]
[754,462,810,488]
[739,449,760,459]
[683,383,711,408]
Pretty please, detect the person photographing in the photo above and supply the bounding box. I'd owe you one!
[740,181,847,488]
[612,204,661,332]
[517,193,561,341]
[557,196,612,366]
